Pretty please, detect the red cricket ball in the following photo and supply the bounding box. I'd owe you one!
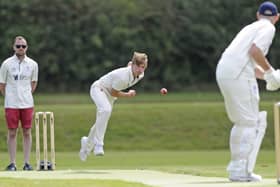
[160,88,168,95]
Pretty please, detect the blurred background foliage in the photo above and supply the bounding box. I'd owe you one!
[0,0,279,93]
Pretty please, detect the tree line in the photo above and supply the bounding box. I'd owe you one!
[0,0,278,92]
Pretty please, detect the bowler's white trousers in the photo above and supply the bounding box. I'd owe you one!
[86,83,115,152]
[217,78,266,176]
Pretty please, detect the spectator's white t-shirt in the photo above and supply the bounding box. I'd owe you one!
[0,55,38,108]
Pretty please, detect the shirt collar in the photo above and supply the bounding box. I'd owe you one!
[13,54,27,62]
[128,66,134,82]
[259,17,274,25]
[128,65,144,82]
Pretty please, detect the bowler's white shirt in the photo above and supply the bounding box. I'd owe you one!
[216,18,275,80]
[0,55,38,108]
[93,66,144,98]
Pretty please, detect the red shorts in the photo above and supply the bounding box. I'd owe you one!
[5,108,34,129]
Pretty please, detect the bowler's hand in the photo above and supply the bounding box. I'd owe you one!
[127,90,136,97]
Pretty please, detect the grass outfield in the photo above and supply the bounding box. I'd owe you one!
[0,92,278,151]
[32,91,280,104]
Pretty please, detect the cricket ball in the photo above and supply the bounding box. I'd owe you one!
[160,88,168,95]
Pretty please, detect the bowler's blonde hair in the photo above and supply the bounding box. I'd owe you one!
[131,52,148,68]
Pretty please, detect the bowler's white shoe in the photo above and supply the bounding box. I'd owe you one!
[94,145,104,156]
[79,136,89,161]
[229,172,262,182]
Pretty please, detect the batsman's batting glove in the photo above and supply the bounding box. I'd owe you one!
[264,68,280,91]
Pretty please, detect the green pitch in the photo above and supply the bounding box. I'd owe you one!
[0,150,278,187]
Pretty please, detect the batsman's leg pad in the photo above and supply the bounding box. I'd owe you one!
[247,111,267,173]
[227,159,248,177]
[227,124,256,174]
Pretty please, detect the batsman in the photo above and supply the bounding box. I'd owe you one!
[216,1,280,182]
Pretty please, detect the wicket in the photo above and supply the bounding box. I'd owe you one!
[274,103,280,184]
[35,111,55,170]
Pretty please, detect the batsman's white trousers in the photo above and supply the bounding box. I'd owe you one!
[86,83,115,152]
[217,79,259,125]
[217,78,265,175]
